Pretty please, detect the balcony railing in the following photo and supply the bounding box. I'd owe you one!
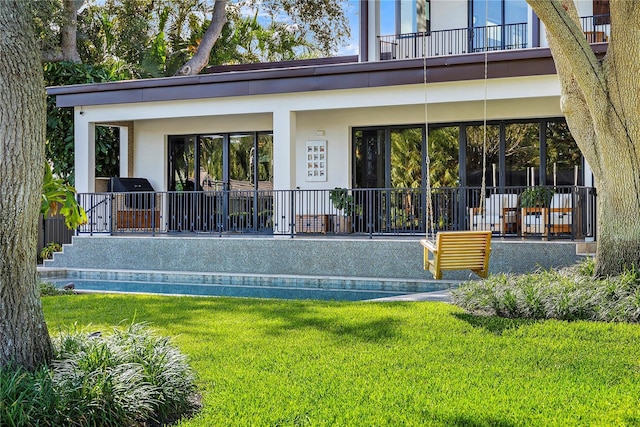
[379,23,528,60]
[378,14,610,61]
[76,185,596,240]
[581,14,610,43]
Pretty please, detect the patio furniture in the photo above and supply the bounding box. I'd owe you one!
[469,193,518,234]
[549,193,573,235]
[421,231,492,280]
[521,207,547,236]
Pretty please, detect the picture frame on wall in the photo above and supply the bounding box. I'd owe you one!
[305,140,327,182]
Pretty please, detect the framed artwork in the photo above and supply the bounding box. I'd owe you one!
[305,140,327,182]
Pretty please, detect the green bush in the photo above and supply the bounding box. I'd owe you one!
[452,258,640,322]
[40,241,62,261]
[0,323,197,426]
[39,281,75,296]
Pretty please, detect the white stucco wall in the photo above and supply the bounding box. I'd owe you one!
[133,114,272,191]
[73,74,562,194]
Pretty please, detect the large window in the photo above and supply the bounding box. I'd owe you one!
[397,0,430,34]
[169,132,273,192]
[463,119,580,189]
[469,0,528,51]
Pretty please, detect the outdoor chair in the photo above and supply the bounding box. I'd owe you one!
[469,193,518,234]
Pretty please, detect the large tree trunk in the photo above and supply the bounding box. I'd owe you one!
[527,0,640,276]
[174,0,227,76]
[0,1,53,369]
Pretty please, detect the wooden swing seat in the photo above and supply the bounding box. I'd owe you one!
[420,231,492,280]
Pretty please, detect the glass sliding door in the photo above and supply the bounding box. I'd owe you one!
[470,0,528,51]
[167,131,273,233]
[168,135,200,231]
[504,122,540,187]
[353,126,425,233]
[546,121,582,186]
[428,126,460,230]
[465,124,500,188]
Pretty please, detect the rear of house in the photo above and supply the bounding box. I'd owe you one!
[46,0,606,241]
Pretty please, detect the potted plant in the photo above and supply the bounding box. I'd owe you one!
[520,186,554,236]
[329,188,358,233]
[520,186,554,208]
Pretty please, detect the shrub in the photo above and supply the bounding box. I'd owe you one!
[0,323,197,426]
[39,281,74,296]
[40,241,62,261]
[452,258,640,323]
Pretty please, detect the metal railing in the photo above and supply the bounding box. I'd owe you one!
[378,14,610,61]
[378,22,527,60]
[581,14,610,43]
[77,185,596,240]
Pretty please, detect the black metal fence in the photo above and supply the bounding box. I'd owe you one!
[77,185,596,240]
[378,14,609,61]
[379,23,527,60]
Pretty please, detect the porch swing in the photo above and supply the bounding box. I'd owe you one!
[420,26,492,280]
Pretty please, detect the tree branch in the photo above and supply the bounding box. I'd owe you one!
[174,0,228,76]
[527,1,608,116]
[527,0,607,175]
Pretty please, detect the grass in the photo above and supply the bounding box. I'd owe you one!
[43,294,640,426]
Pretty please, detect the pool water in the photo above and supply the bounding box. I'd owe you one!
[52,278,414,301]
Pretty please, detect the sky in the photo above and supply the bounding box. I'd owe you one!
[339,0,396,56]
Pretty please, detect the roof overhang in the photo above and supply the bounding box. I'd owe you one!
[47,45,608,108]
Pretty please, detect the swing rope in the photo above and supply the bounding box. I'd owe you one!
[423,2,490,240]
[480,0,489,213]
[423,32,435,240]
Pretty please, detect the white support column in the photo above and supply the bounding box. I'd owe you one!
[273,109,296,191]
[272,109,297,234]
[368,0,381,62]
[74,110,96,193]
[119,126,129,177]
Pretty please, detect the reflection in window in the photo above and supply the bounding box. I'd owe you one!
[428,127,460,188]
[546,122,582,186]
[199,135,223,191]
[397,0,430,33]
[257,133,273,190]
[391,128,423,189]
[505,123,540,187]
[465,125,500,188]
[229,134,254,190]
[470,0,528,51]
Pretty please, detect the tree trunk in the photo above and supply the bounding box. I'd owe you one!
[527,0,640,276]
[0,1,53,370]
[41,0,83,63]
[174,0,227,76]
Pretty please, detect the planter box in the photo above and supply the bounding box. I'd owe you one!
[295,214,329,233]
[521,207,547,236]
[333,216,353,234]
[117,210,160,229]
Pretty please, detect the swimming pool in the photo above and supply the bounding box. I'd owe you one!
[43,271,451,301]
[51,278,422,301]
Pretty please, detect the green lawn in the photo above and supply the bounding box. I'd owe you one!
[43,294,640,426]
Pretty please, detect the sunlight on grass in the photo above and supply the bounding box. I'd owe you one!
[43,295,640,426]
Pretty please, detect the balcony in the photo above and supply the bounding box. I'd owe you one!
[74,185,596,240]
[378,14,609,61]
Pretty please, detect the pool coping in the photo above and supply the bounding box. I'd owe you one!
[38,266,461,295]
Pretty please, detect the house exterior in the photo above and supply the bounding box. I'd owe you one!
[47,0,606,240]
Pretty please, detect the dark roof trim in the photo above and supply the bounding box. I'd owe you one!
[48,45,607,108]
[203,55,359,73]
